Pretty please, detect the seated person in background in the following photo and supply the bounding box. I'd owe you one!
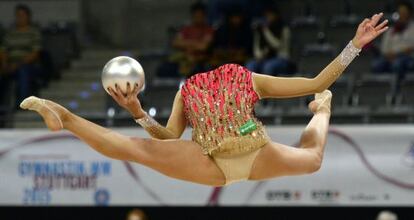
[372,1,414,81]
[0,4,42,108]
[171,2,214,77]
[210,7,253,67]
[168,2,214,77]
[246,5,292,75]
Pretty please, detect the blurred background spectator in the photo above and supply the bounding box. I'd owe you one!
[372,1,414,82]
[210,6,253,67]
[169,1,213,77]
[126,208,148,220]
[157,2,213,78]
[245,5,293,75]
[0,4,42,109]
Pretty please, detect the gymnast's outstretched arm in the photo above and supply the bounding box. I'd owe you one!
[109,83,186,140]
[252,13,389,99]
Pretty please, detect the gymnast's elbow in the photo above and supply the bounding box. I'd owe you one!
[310,80,327,94]
[310,83,327,93]
[313,86,326,94]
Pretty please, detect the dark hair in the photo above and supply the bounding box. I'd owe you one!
[15,4,32,18]
[398,0,413,14]
[190,1,206,14]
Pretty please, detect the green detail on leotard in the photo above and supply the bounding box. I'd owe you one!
[239,119,257,136]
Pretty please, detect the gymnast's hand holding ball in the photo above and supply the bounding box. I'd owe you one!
[102,56,146,119]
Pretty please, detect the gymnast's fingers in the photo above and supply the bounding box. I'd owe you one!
[115,83,124,97]
[132,83,140,95]
[108,87,124,104]
[370,12,383,26]
[359,18,370,28]
[126,82,132,96]
[108,87,118,98]
[375,26,389,37]
[375,19,388,31]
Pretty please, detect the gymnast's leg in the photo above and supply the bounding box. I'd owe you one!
[20,96,226,186]
[249,90,332,180]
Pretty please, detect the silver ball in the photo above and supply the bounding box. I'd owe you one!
[101,56,145,94]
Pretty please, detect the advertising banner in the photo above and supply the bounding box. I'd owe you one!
[0,125,413,206]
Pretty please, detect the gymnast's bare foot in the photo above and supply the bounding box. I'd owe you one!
[308,90,332,114]
[20,96,70,131]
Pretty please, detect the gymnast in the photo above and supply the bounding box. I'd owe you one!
[20,13,388,186]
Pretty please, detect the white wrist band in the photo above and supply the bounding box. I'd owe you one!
[339,40,362,66]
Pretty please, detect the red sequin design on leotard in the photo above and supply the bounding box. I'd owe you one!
[181,63,270,156]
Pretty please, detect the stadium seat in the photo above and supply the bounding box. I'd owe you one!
[329,76,353,107]
[351,74,396,109]
[272,97,307,112]
[325,15,359,48]
[396,74,414,106]
[255,103,284,124]
[312,0,349,17]
[144,84,179,112]
[298,52,336,74]
[370,105,413,123]
[290,16,323,49]
[331,105,370,124]
[325,26,356,48]
[345,53,373,75]
[347,0,389,17]
[291,25,321,46]
[43,27,78,71]
[281,105,312,124]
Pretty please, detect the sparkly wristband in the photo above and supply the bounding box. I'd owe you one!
[339,40,362,66]
[134,111,176,139]
[134,112,158,128]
